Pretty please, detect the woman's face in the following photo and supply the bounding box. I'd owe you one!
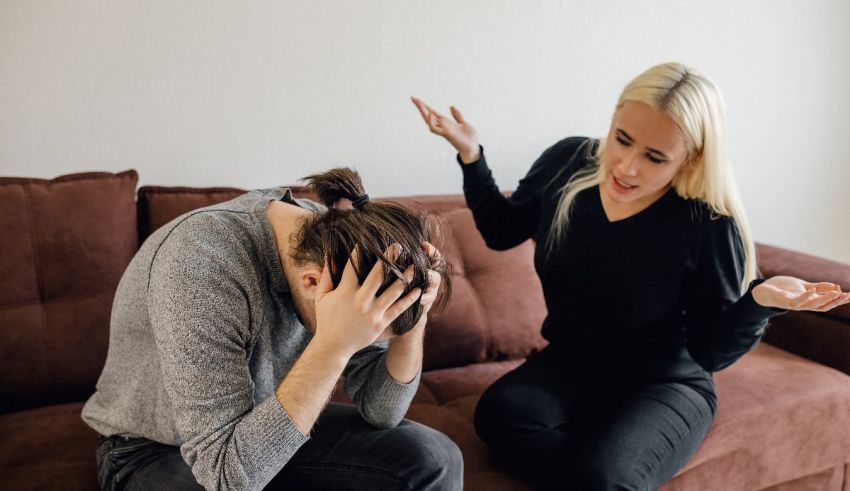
[601,101,690,209]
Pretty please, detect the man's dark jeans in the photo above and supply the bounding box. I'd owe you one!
[96,403,463,490]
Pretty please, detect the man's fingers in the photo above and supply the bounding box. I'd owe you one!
[420,269,440,305]
[315,262,333,303]
[360,243,402,300]
[339,246,361,290]
[374,265,415,313]
[383,287,423,325]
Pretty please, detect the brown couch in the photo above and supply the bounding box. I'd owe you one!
[2,169,850,490]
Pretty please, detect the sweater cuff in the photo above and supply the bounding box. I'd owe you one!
[374,354,421,403]
[457,145,491,183]
[739,278,788,317]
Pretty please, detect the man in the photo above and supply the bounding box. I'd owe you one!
[82,168,462,490]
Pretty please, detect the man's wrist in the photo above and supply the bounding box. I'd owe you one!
[309,334,355,367]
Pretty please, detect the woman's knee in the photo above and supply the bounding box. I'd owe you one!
[569,457,650,491]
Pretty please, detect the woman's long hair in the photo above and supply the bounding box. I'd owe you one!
[289,167,451,336]
[545,62,757,293]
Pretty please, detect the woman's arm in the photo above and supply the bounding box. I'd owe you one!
[684,216,786,372]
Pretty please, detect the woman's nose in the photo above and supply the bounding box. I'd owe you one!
[617,151,640,176]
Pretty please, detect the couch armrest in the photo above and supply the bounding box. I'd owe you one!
[756,243,850,375]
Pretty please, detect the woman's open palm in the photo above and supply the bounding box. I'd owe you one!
[753,276,849,312]
[411,97,480,161]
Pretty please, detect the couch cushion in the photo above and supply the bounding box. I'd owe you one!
[0,401,100,490]
[664,343,850,489]
[3,345,847,490]
[414,345,850,491]
[436,209,548,362]
[0,171,138,413]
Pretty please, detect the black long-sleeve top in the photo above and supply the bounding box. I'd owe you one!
[460,137,785,399]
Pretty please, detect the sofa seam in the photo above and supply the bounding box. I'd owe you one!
[21,184,53,399]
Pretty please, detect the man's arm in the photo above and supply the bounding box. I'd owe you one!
[385,316,426,384]
[344,249,442,428]
[275,338,351,434]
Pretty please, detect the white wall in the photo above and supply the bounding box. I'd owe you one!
[2,0,848,263]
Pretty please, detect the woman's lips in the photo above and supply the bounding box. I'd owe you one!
[612,176,637,193]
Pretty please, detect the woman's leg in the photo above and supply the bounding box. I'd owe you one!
[565,381,716,490]
[473,349,593,485]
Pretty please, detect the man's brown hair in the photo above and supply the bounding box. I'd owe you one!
[290,167,451,336]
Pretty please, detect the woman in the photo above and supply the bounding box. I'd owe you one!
[412,62,849,489]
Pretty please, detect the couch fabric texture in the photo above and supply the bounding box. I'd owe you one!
[1,170,850,490]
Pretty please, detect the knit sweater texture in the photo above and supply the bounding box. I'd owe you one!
[82,188,420,490]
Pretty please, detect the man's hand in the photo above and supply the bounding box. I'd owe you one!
[753,275,849,311]
[386,242,444,384]
[313,245,422,360]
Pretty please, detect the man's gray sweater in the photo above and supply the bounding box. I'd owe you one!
[81,188,421,490]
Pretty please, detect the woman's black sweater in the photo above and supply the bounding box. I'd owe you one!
[459,136,785,398]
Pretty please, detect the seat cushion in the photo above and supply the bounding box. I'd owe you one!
[662,343,850,490]
[3,344,848,490]
[0,402,100,490]
[406,345,850,491]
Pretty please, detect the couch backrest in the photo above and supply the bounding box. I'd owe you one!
[0,171,138,413]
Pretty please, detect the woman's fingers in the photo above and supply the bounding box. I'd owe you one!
[811,282,841,294]
[795,290,842,310]
[411,97,431,126]
[424,102,448,120]
[450,105,465,124]
[813,292,850,312]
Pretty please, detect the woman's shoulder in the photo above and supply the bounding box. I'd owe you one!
[529,136,598,182]
[682,199,743,249]
[545,136,598,163]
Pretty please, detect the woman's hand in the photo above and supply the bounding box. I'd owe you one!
[752,275,850,311]
[411,96,481,163]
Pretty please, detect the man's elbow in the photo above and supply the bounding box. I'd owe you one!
[360,405,405,430]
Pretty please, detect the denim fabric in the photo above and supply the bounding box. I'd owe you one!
[97,403,463,490]
[474,348,716,490]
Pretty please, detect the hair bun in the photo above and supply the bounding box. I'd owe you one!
[301,167,366,209]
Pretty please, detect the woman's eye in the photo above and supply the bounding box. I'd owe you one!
[647,154,665,164]
[616,136,630,146]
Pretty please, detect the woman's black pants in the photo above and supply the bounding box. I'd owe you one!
[473,348,716,490]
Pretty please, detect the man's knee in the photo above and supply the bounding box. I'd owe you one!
[394,421,463,490]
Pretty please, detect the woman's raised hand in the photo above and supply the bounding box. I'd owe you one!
[411,96,481,164]
[752,275,850,312]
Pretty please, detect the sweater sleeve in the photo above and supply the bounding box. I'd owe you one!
[342,341,420,429]
[147,220,308,491]
[460,137,590,251]
[684,215,786,372]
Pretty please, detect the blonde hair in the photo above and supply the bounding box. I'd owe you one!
[545,62,757,293]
